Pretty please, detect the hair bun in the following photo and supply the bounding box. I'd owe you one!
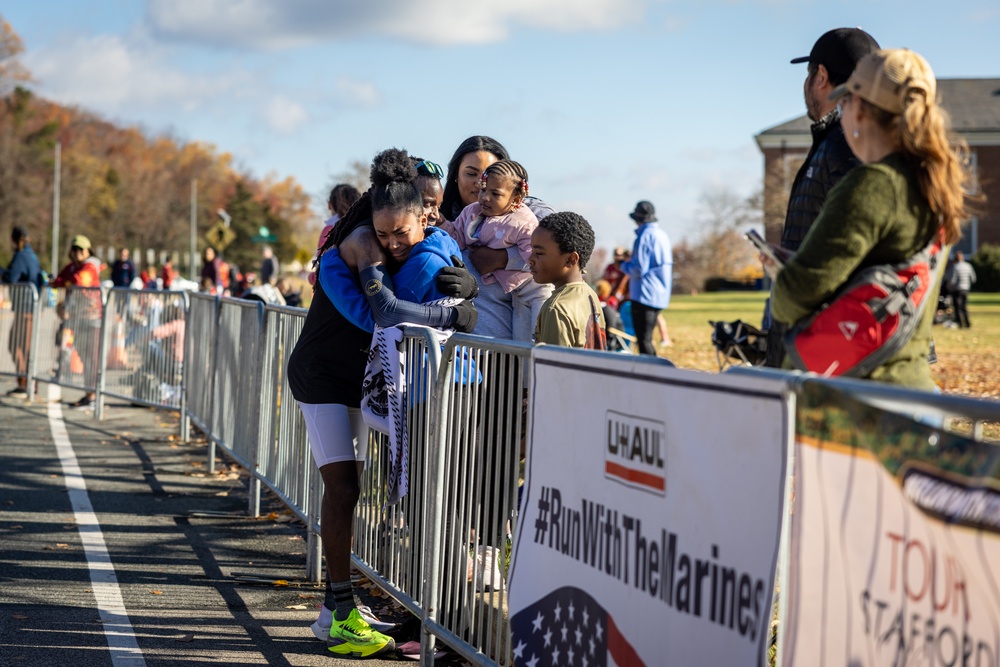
[370,148,417,188]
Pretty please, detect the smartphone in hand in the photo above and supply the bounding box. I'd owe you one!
[745,229,784,279]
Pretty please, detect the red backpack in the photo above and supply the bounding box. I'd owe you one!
[783,231,944,378]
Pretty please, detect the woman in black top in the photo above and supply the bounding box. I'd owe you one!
[287,150,477,657]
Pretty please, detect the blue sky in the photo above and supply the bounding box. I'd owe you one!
[4,1,999,251]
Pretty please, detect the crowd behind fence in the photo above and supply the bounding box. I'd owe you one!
[0,281,997,666]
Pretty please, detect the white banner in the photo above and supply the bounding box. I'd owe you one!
[509,349,790,666]
[782,385,1000,667]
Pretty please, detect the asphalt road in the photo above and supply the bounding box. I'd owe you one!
[0,381,418,666]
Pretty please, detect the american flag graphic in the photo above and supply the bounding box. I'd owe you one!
[510,586,646,667]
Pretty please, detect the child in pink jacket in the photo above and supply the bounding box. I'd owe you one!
[443,160,550,341]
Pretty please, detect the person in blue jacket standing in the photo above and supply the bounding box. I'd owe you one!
[3,226,42,395]
[622,201,673,355]
[3,226,41,287]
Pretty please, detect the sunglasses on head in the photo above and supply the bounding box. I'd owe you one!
[414,160,444,179]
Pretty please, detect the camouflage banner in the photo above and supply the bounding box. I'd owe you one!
[782,381,1000,667]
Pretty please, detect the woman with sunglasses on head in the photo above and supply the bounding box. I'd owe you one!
[770,49,976,389]
[286,148,478,658]
[411,157,446,226]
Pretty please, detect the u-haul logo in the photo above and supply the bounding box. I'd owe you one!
[604,410,666,496]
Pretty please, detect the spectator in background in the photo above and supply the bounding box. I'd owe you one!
[200,247,222,293]
[161,258,176,290]
[601,247,630,309]
[110,247,135,288]
[948,251,976,328]
[260,246,279,285]
[764,27,880,366]
[3,226,41,287]
[51,235,103,409]
[321,184,364,243]
[771,49,974,389]
[622,200,672,355]
[143,265,159,290]
[595,280,627,352]
[309,184,363,286]
[276,277,301,308]
[3,226,41,396]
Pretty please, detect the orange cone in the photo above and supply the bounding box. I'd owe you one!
[70,348,84,375]
[107,318,128,369]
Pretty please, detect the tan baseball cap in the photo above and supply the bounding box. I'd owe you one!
[829,48,936,115]
[70,235,92,250]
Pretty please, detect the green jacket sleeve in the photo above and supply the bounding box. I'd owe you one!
[771,164,896,325]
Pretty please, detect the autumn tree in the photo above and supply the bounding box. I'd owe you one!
[0,13,318,278]
[0,88,58,267]
[673,186,763,293]
[0,14,31,95]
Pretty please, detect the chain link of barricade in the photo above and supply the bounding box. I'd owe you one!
[2,284,998,666]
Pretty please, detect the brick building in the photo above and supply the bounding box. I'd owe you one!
[755,79,1000,254]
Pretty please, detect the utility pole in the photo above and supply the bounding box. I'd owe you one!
[190,179,197,280]
[50,141,61,275]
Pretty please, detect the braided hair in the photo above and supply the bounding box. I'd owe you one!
[538,212,596,268]
[482,159,529,201]
[315,148,422,273]
[440,135,509,221]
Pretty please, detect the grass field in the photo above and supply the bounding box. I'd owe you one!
[655,291,1000,399]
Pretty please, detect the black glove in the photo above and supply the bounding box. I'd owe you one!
[450,300,478,333]
[436,256,480,299]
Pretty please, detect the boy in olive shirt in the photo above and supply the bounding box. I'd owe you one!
[529,212,607,350]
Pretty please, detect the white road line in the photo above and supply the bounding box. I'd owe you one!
[48,402,147,667]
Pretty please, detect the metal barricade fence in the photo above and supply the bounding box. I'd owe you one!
[421,335,534,666]
[30,286,104,394]
[8,281,996,666]
[97,289,189,416]
[254,304,321,571]
[211,298,266,513]
[0,284,38,396]
[185,293,218,438]
[351,327,443,617]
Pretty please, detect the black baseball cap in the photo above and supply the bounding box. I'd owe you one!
[791,28,880,82]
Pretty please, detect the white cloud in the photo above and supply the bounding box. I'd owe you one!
[264,95,309,134]
[334,76,380,109]
[24,33,248,114]
[145,0,646,48]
